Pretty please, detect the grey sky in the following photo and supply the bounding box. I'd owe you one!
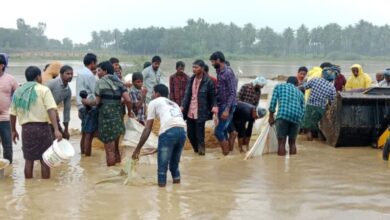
[1,0,389,43]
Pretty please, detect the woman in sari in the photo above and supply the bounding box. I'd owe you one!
[86,61,132,166]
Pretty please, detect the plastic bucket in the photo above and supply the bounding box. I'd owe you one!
[43,139,75,168]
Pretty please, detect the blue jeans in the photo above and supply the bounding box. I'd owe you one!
[215,106,236,141]
[157,127,186,185]
[0,121,13,163]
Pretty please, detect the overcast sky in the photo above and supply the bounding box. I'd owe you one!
[1,0,389,43]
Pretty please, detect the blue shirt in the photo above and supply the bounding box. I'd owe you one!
[269,83,305,124]
[304,78,336,109]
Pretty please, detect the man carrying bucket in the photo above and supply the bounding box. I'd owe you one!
[10,66,62,179]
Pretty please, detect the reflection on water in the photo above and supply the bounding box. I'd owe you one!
[1,134,390,219]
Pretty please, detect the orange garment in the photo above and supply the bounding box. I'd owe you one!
[42,61,62,84]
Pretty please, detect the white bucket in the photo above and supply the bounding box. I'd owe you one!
[43,139,75,168]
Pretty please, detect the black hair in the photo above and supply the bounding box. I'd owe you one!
[132,72,143,82]
[193,59,205,68]
[153,84,169,98]
[225,60,230,66]
[209,51,225,62]
[60,65,73,75]
[25,66,41,81]
[109,57,119,64]
[152,56,162,63]
[43,63,50,72]
[298,66,308,73]
[176,61,185,69]
[119,65,122,70]
[320,62,332,69]
[0,54,6,71]
[143,61,152,69]
[286,76,298,86]
[204,64,209,73]
[98,61,114,75]
[83,53,97,66]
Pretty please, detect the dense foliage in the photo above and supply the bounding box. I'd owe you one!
[2,18,390,59]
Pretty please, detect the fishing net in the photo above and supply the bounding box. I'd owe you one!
[245,88,278,159]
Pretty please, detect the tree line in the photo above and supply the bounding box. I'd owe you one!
[1,18,390,59]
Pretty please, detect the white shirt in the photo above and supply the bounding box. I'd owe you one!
[142,66,162,103]
[378,80,390,87]
[147,97,186,135]
[76,67,97,109]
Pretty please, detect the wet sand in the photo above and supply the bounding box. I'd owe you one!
[1,124,390,219]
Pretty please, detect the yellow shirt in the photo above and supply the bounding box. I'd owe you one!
[11,84,57,125]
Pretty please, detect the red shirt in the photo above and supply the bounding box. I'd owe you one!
[334,74,346,92]
[169,72,189,106]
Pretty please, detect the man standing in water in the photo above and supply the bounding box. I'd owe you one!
[181,60,217,155]
[301,67,337,141]
[46,65,73,139]
[169,61,188,107]
[0,53,19,163]
[132,84,186,187]
[11,66,62,179]
[142,56,162,104]
[76,53,98,156]
[269,77,305,156]
[210,51,237,155]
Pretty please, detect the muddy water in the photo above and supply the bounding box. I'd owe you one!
[1,125,390,219]
[2,59,390,219]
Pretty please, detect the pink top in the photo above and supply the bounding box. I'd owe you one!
[187,77,202,119]
[0,73,19,121]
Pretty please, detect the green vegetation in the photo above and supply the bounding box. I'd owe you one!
[2,18,390,60]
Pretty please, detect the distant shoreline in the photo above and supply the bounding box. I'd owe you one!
[6,51,390,63]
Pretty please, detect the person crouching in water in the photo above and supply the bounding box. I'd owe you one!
[268,77,305,156]
[181,60,217,155]
[83,61,133,166]
[132,84,186,187]
[228,101,266,153]
[10,66,62,178]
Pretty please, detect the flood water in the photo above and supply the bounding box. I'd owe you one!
[6,58,390,83]
[1,107,390,219]
[2,59,390,219]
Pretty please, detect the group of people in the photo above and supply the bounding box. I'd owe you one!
[269,62,387,156]
[0,51,267,187]
[2,50,386,186]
